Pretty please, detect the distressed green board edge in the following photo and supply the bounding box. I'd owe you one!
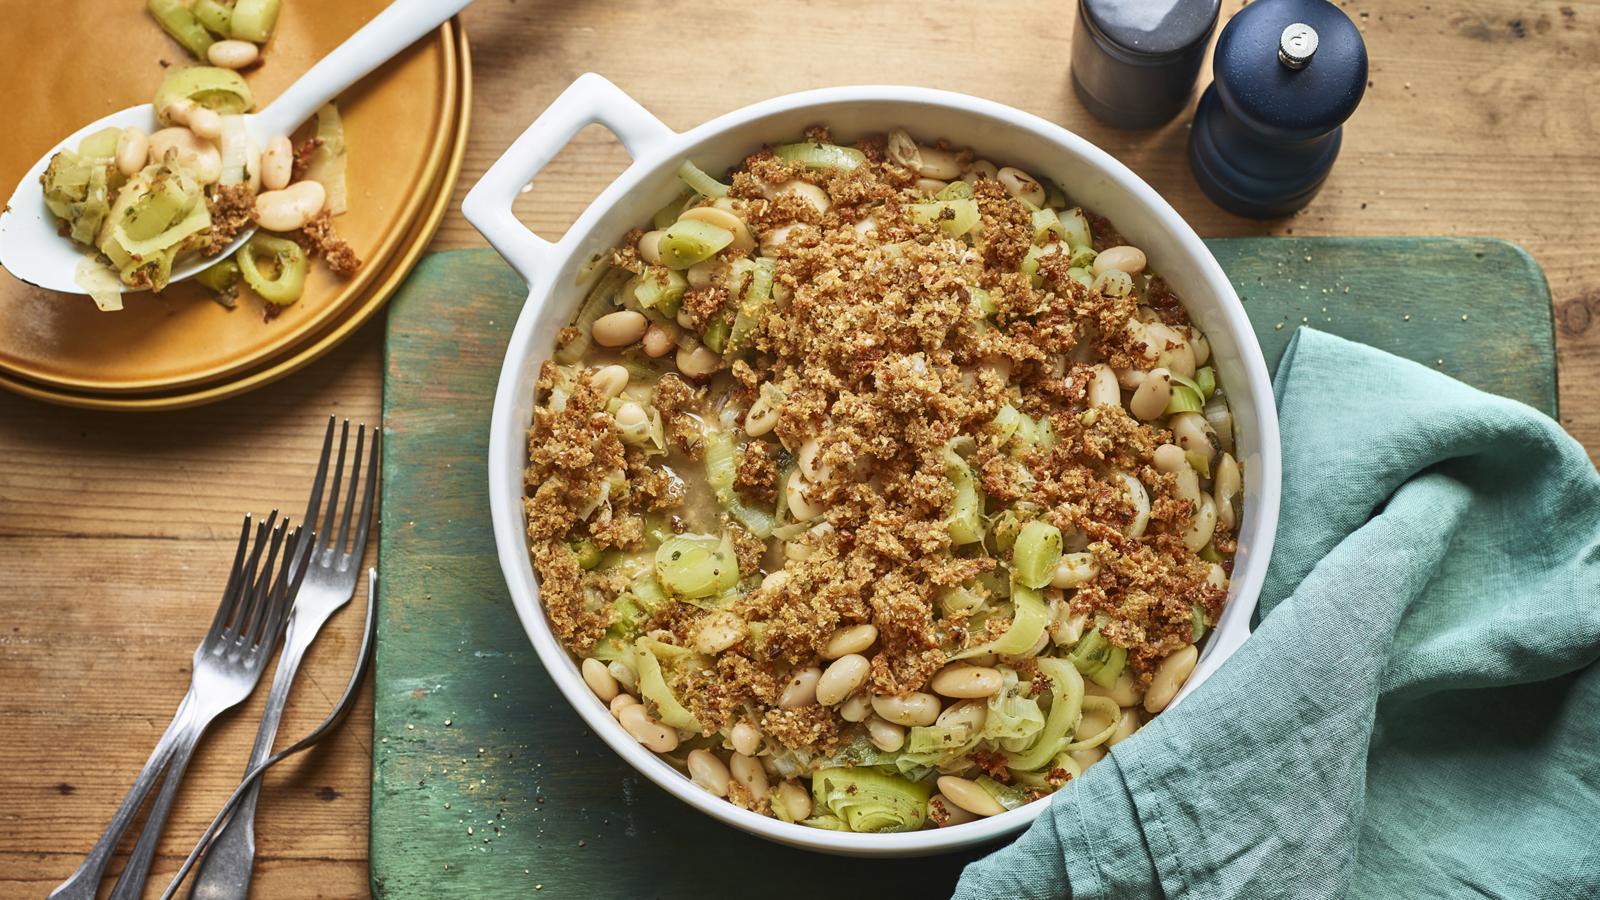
[373,238,1556,898]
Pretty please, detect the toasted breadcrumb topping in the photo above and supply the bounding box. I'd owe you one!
[526,129,1233,763]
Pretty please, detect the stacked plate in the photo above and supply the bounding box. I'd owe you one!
[0,1,470,410]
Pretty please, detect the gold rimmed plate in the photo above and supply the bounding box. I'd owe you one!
[0,0,460,394]
[0,23,470,412]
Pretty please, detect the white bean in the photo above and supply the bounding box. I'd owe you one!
[1153,442,1202,503]
[745,395,779,436]
[929,664,1004,699]
[1214,452,1241,531]
[786,473,823,522]
[777,780,812,820]
[261,135,293,191]
[1145,322,1196,378]
[839,693,872,723]
[614,401,651,443]
[815,654,870,706]
[797,438,829,482]
[617,703,679,752]
[915,177,949,196]
[207,38,261,69]
[962,159,999,181]
[687,749,732,796]
[676,344,721,379]
[778,665,822,708]
[1145,644,1199,713]
[641,323,676,358]
[1092,245,1147,277]
[936,776,1005,817]
[997,167,1046,206]
[693,610,746,655]
[931,793,979,827]
[915,145,962,179]
[637,229,665,265]
[149,127,221,184]
[730,752,770,798]
[1191,328,1212,366]
[1119,472,1151,538]
[776,180,830,215]
[1171,412,1219,465]
[253,180,326,232]
[186,107,223,141]
[936,699,988,733]
[870,692,940,727]
[591,364,629,400]
[865,716,906,752]
[609,692,639,717]
[1183,494,1218,552]
[761,223,798,254]
[581,657,619,702]
[1093,269,1134,299]
[1050,552,1100,588]
[593,310,648,347]
[730,721,762,756]
[1087,363,1121,408]
[1129,368,1173,420]
[822,623,877,659]
[114,127,149,177]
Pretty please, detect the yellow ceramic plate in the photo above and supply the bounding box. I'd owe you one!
[0,1,459,394]
[0,27,470,412]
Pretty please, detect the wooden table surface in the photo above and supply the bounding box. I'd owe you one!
[2,1,1596,896]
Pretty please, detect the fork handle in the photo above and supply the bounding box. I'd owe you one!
[48,694,196,900]
[186,615,319,899]
[106,717,208,900]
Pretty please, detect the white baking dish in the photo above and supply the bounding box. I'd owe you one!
[463,73,1281,857]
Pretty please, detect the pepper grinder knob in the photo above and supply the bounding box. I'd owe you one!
[1188,0,1367,218]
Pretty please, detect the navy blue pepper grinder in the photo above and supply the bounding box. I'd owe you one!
[1188,0,1367,218]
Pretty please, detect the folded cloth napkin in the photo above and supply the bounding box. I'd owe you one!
[954,328,1600,900]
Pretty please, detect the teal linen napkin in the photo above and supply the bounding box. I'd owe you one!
[953,328,1600,900]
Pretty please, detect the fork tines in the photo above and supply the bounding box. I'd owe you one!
[213,511,311,652]
[296,417,380,576]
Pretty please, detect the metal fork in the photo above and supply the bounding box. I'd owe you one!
[188,418,379,900]
[52,513,306,900]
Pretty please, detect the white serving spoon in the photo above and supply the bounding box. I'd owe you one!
[0,0,472,296]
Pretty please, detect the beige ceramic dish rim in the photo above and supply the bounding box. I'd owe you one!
[466,74,1282,857]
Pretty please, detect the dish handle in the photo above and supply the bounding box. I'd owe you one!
[462,73,677,285]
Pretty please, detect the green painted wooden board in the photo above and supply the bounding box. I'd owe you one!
[373,238,1554,898]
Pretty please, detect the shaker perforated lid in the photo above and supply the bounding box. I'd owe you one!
[1072,0,1222,129]
[1211,0,1367,140]
[1080,0,1222,59]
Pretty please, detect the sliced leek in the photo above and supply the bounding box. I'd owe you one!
[147,0,215,59]
[154,66,254,118]
[237,234,308,305]
[774,141,866,171]
[657,219,734,269]
[909,199,980,237]
[951,586,1048,660]
[677,160,730,199]
[230,0,281,42]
